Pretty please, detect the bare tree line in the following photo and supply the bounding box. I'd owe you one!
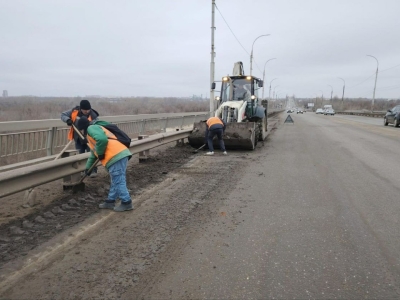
[0,96,208,122]
[299,96,400,112]
[2,95,400,122]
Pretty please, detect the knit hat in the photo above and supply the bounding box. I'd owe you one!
[80,99,91,110]
[77,116,90,131]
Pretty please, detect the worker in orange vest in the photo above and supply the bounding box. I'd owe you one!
[61,99,100,176]
[77,116,133,212]
[205,116,227,156]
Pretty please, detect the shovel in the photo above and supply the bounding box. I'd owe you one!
[63,158,100,193]
[71,123,87,143]
[193,144,206,153]
[54,140,74,160]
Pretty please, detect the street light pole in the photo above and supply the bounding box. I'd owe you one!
[319,90,324,108]
[328,85,333,102]
[209,0,216,113]
[367,55,379,113]
[273,85,280,100]
[262,58,277,99]
[315,94,318,111]
[250,34,270,76]
[338,77,345,112]
[269,78,277,101]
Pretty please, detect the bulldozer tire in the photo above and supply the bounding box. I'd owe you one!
[257,118,267,141]
[254,125,260,148]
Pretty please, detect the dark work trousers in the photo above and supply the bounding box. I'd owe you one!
[207,128,226,152]
[75,139,98,173]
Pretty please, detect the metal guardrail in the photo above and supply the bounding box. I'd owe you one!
[0,109,283,198]
[0,112,210,164]
[0,130,191,199]
[336,111,385,118]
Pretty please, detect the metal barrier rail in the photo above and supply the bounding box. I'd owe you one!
[336,111,385,118]
[0,109,283,198]
[0,130,191,199]
[0,112,210,163]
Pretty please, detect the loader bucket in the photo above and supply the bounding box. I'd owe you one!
[188,122,257,151]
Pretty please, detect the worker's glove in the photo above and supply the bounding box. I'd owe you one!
[97,154,105,160]
[84,169,92,176]
[66,119,73,126]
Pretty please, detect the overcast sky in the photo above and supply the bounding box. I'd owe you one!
[1,0,399,99]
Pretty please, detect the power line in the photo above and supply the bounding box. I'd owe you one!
[378,84,400,91]
[214,4,249,56]
[214,4,264,75]
[347,72,376,89]
[380,63,400,73]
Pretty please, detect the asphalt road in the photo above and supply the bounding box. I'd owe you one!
[3,112,400,299]
[139,112,400,299]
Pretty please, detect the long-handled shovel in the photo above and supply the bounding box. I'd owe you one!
[71,123,87,142]
[54,140,74,160]
[193,144,206,153]
[22,139,74,207]
[63,158,100,193]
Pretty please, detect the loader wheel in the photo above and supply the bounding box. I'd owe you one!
[258,118,267,141]
[254,125,260,148]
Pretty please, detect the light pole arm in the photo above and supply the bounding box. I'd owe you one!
[262,58,276,99]
[250,34,270,76]
[367,55,379,69]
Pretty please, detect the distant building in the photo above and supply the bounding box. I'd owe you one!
[109,98,124,103]
[191,94,203,100]
[2,90,8,97]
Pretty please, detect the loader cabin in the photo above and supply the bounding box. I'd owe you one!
[216,76,263,104]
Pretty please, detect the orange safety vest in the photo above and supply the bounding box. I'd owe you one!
[67,110,93,141]
[86,126,127,166]
[206,117,224,128]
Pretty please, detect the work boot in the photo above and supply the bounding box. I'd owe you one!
[223,151,227,155]
[205,151,214,156]
[114,201,133,212]
[99,201,115,209]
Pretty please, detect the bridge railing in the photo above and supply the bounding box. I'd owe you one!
[0,109,283,198]
[0,129,192,199]
[0,112,210,166]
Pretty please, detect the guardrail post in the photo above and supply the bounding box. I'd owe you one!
[174,129,185,146]
[162,118,168,133]
[139,120,146,135]
[46,127,57,156]
[138,135,149,162]
[176,129,181,146]
[62,150,80,189]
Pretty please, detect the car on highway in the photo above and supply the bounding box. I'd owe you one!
[324,108,335,116]
[296,110,303,114]
[316,108,324,114]
[384,105,400,127]
[287,109,293,113]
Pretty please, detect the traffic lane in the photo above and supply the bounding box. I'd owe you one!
[141,112,400,299]
[299,111,400,273]
[334,114,383,126]
[301,111,400,140]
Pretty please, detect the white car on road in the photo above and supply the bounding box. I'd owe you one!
[324,109,335,116]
